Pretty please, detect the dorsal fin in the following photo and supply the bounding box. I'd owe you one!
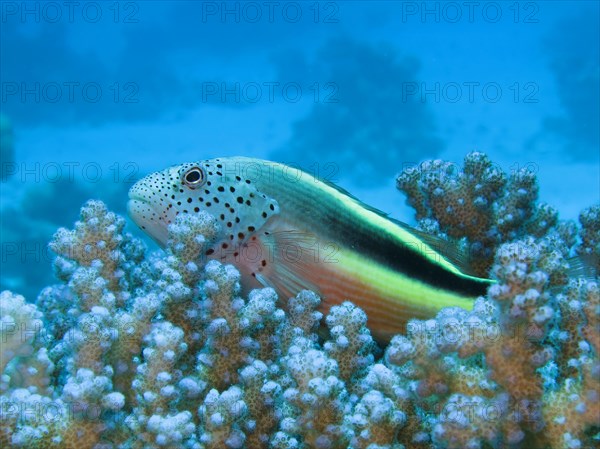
[319,177,394,219]
[393,221,480,277]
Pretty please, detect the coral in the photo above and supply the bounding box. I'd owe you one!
[324,301,375,391]
[239,360,281,449]
[0,291,44,374]
[382,235,598,449]
[542,279,600,449]
[0,290,54,406]
[1,152,598,449]
[396,151,571,276]
[127,322,192,447]
[577,204,600,272]
[276,336,350,448]
[198,386,247,448]
[348,363,409,449]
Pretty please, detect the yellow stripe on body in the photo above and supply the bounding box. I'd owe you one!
[304,245,475,341]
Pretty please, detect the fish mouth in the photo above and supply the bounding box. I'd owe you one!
[127,189,150,219]
[127,192,169,247]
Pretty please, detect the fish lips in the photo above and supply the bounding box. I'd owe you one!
[127,195,169,248]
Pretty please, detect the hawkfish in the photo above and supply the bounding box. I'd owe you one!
[128,157,492,342]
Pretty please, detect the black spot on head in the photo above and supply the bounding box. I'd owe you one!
[236,176,241,181]
[206,249,215,255]
[217,186,225,192]
[238,232,245,239]
[187,198,192,203]
[177,201,182,206]
[269,204,275,211]
[230,186,236,193]
[262,212,267,218]
[206,202,212,207]
[222,243,228,249]
[194,207,200,212]
[227,222,232,227]
[245,179,251,184]
[261,260,267,267]
[248,226,255,232]
[245,200,251,206]
[237,197,243,204]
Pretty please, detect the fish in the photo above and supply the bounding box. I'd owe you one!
[128,157,493,342]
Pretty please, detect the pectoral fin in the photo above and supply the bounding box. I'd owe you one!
[237,225,323,301]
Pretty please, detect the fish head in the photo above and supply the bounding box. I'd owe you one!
[128,158,280,248]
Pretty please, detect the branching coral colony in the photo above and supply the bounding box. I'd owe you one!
[1,152,598,449]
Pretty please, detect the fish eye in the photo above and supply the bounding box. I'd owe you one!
[182,167,206,188]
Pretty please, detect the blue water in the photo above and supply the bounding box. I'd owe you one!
[1,0,599,300]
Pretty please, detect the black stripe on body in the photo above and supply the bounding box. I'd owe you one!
[326,208,490,297]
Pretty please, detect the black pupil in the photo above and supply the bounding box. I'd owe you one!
[186,170,201,183]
